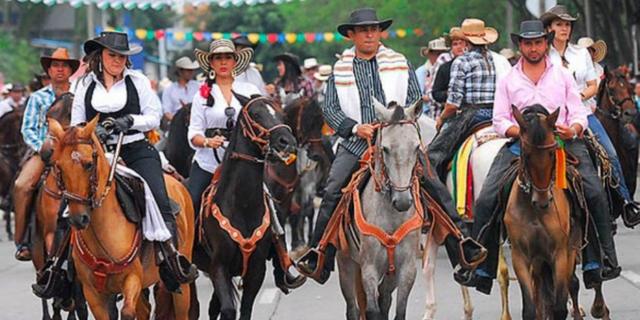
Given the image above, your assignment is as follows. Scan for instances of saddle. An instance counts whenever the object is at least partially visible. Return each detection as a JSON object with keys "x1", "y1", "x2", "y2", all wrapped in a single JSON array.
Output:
[{"x1": 114, "y1": 173, "x2": 146, "y2": 224}]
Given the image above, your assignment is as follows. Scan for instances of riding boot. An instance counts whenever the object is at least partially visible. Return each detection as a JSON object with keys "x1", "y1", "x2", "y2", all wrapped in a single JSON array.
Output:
[
  {"x1": 271, "y1": 234, "x2": 306, "y2": 294},
  {"x1": 32, "y1": 217, "x2": 72, "y2": 299},
  {"x1": 13, "y1": 188, "x2": 34, "y2": 261},
  {"x1": 295, "y1": 202, "x2": 335, "y2": 284},
  {"x1": 155, "y1": 220, "x2": 199, "y2": 293},
  {"x1": 622, "y1": 200, "x2": 640, "y2": 228}
]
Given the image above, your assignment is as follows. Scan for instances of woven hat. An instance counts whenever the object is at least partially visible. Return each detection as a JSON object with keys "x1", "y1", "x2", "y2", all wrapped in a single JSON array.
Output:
[
  {"x1": 313, "y1": 64, "x2": 332, "y2": 81},
  {"x1": 84, "y1": 32, "x2": 142, "y2": 56},
  {"x1": 194, "y1": 39, "x2": 253, "y2": 77},
  {"x1": 337, "y1": 8, "x2": 393, "y2": 37},
  {"x1": 540, "y1": 5, "x2": 577, "y2": 28},
  {"x1": 420, "y1": 37, "x2": 450, "y2": 57},
  {"x1": 577, "y1": 37, "x2": 607, "y2": 63},
  {"x1": 40, "y1": 48, "x2": 80, "y2": 74},
  {"x1": 460, "y1": 18, "x2": 498, "y2": 45}
]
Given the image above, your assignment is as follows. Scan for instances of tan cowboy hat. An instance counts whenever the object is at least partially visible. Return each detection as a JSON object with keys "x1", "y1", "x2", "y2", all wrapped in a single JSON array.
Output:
[
  {"x1": 460, "y1": 18, "x2": 498, "y2": 45},
  {"x1": 420, "y1": 37, "x2": 450, "y2": 57},
  {"x1": 577, "y1": 37, "x2": 607, "y2": 63},
  {"x1": 194, "y1": 39, "x2": 253, "y2": 77},
  {"x1": 313, "y1": 64, "x2": 332, "y2": 82},
  {"x1": 540, "y1": 5, "x2": 578, "y2": 28},
  {"x1": 499, "y1": 48, "x2": 516, "y2": 60},
  {"x1": 445, "y1": 27, "x2": 466, "y2": 42},
  {"x1": 40, "y1": 48, "x2": 80, "y2": 74},
  {"x1": 174, "y1": 56, "x2": 199, "y2": 70}
]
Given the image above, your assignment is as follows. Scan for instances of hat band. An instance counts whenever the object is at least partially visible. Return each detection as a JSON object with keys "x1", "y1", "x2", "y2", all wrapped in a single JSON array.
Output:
[{"x1": 463, "y1": 31, "x2": 486, "y2": 37}]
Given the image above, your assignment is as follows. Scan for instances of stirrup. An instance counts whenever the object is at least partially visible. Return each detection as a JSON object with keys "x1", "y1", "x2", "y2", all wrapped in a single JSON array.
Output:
[
  {"x1": 282, "y1": 262, "x2": 306, "y2": 290},
  {"x1": 458, "y1": 237, "x2": 487, "y2": 270},
  {"x1": 156, "y1": 242, "x2": 198, "y2": 293},
  {"x1": 32, "y1": 261, "x2": 71, "y2": 299},
  {"x1": 294, "y1": 248, "x2": 326, "y2": 282}
]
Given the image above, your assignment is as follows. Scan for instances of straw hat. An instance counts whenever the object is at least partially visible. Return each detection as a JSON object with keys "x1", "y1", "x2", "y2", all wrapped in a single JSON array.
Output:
[
  {"x1": 303, "y1": 58, "x2": 319, "y2": 70},
  {"x1": 40, "y1": 48, "x2": 80, "y2": 73},
  {"x1": 194, "y1": 39, "x2": 253, "y2": 77},
  {"x1": 174, "y1": 57, "x2": 199, "y2": 70},
  {"x1": 577, "y1": 37, "x2": 607, "y2": 63},
  {"x1": 313, "y1": 65, "x2": 332, "y2": 82},
  {"x1": 420, "y1": 37, "x2": 450, "y2": 57},
  {"x1": 460, "y1": 18, "x2": 498, "y2": 45}
]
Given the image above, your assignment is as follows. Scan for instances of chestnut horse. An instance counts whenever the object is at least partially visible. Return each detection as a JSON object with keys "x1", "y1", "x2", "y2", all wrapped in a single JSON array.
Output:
[
  {"x1": 0, "y1": 109, "x2": 26, "y2": 240},
  {"x1": 46, "y1": 117, "x2": 195, "y2": 320},
  {"x1": 505, "y1": 106, "x2": 579, "y2": 319}
]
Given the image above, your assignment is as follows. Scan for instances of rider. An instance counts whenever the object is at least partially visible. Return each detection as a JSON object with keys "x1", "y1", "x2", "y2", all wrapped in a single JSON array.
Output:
[
  {"x1": 0, "y1": 84, "x2": 26, "y2": 118},
  {"x1": 457, "y1": 20, "x2": 620, "y2": 294},
  {"x1": 268, "y1": 52, "x2": 314, "y2": 105},
  {"x1": 70, "y1": 32, "x2": 198, "y2": 290},
  {"x1": 430, "y1": 27, "x2": 468, "y2": 105},
  {"x1": 13, "y1": 48, "x2": 79, "y2": 261},
  {"x1": 542, "y1": 5, "x2": 640, "y2": 227},
  {"x1": 161, "y1": 56, "x2": 200, "y2": 124},
  {"x1": 296, "y1": 7, "x2": 486, "y2": 284},
  {"x1": 427, "y1": 18, "x2": 499, "y2": 182}
]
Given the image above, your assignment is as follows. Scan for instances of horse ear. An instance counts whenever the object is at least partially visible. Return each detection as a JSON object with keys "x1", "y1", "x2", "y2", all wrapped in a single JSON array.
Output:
[
  {"x1": 512, "y1": 105, "x2": 526, "y2": 130},
  {"x1": 47, "y1": 118, "x2": 64, "y2": 141},
  {"x1": 82, "y1": 116, "x2": 99, "y2": 139},
  {"x1": 405, "y1": 99, "x2": 423, "y2": 121},
  {"x1": 547, "y1": 107, "x2": 560, "y2": 127},
  {"x1": 373, "y1": 97, "x2": 393, "y2": 122}
]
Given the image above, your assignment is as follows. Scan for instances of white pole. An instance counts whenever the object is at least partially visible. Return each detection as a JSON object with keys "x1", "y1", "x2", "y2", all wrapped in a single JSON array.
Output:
[
  {"x1": 585, "y1": 0, "x2": 593, "y2": 37},
  {"x1": 633, "y1": 24, "x2": 639, "y2": 77},
  {"x1": 159, "y1": 37, "x2": 168, "y2": 80}
]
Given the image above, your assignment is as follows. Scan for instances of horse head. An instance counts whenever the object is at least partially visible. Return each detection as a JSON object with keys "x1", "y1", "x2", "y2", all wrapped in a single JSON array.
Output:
[
  {"x1": 284, "y1": 96, "x2": 329, "y2": 163},
  {"x1": 47, "y1": 92, "x2": 74, "y2": 128},
  {"x1": 513, "y1": 105, "x2": 560, "y2": 210},
  {"x1": 598, "y1": 67, "x2": 637, "y2": 125},
  {"x1": 373, "y1": 98, "x2": 422, "y2": 212},
  {"x1": 47, "y1": 117, "x2": 109, "y2": 229}
]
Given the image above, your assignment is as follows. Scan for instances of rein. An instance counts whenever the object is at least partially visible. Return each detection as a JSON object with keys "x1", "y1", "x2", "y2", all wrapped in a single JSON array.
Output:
[
  {"x1": 596, "y1": 76, "x2": 635, "y2": 123},
  {"x1": 517, "y1": 137, "x2": 558, "y2": 194}
]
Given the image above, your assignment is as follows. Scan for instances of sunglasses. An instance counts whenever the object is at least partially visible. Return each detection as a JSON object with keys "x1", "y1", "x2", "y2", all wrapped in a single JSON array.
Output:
[{"x1": 225, "y1": 107, "x2": 236, "y2": 130}]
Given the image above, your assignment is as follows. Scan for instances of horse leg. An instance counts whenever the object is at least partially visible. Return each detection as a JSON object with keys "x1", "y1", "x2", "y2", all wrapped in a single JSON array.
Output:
[
  {"x1": 208, "y1": 291, "x2": 221, "y2": 320},
  {"x1": 210, "y1": 265, "x2": 236, "y2": 320},
  {"x1": 189, "y1": 281, "x2": 200, "y2": 320},
  {"x1": 361, "y1": 265, "x2": 383, "y2": 320},
  {"x1": 337, "y1": 252, "x2": 360, "y2": 320},
  {"x1": 421, "y1": 234, "x2": 437, "y2": 320},
  {"x1": 511, "y1": 249, "x2": 535, "y2": 320},
  {"x1": 172, "y1": 282, "x2": 191, "y2": 319},
  {"x1": 4, "y1": 209, "x2": 12, "y2": 241},
  {"x1": 153, "y1": 283, "x2": 174, "y2": 320},
  {"x1": 81, "y1": 285, "x2": 113, "y2": 320},
  {"x1": 460, "y1": 286, "x2": 473, "y2": 320},
  {"x1": 120, "y1": 274, "x2": 143, "y2": 320},
  {"x1": 52, "y1": 305, "x2": 62, "y2": 320},
  {"x1": 394, "y1": 260, "x2": 418, "y2": 320},
  {"x1": 552, "y1": 254, "x2": 572, "y2": 320},
  {"x1": 135, "y1": 293, "x2": 151, "y2": 320},
  {"x1": 239, "y1": 263, "x2": 267, "y2": 320},
  {"x1": 568, "y1": 273, "x2": 584, "y2": 320},
  {"x1": 590, "y1": 282, "x2": 610, "y2": 320},
  {"x1": 42, "y1": 298, "x2": 52, "y2": 320},
  {"x1": 73, "y1": 281, "x2": 89, "y2": 320},
  {"x1": 498, "y1": 245, "x2": 511, "y2": 320}
]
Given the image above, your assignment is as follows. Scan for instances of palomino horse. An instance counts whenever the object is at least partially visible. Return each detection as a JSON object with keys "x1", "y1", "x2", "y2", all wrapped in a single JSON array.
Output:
[
  {"x1": 283, "y1": 96, "x2": 332, "y2": 251},
  {"x1": 46, "y1": 117, "x2": 195, "y2": 320},
  {"x1": 505, "y1": 106, "x2": 579, "y2": 319},
  {"x1": 196, "y1": 95, "x2": 299, "y2": 320},
  {"x1": 336, "y1": 100, "x2": 424, "y2": 320},
  {"x1": 164, "y1": 102, "x2": 194, "y2": 179},
  {"x1": 0, "y1": 109, "x2": 26, "y2": 239}
]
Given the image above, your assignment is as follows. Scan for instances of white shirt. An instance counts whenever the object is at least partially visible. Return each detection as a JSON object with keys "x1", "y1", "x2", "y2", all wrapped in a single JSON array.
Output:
[
  {"x1": 71, "y1": 69, "x2": 162, "y2": 145},
  {"x1": 161, "y1": 80, "x2": 199, "y2": 116},
  {"x1": 0, "y1": 97, "x2": 22, "y2": 118},
  {"x1": 490, "y1": 50, "x2": 512, "y2": 84},
  {"x1": 235, "y1": 66, "x2": 266, "y2": 95},
  {"x1": 188, "y1": 80, "x2": 261, "y2": 173},
  {"x1": 549, "y1": 43, "x2": 598, "y2": 111}
]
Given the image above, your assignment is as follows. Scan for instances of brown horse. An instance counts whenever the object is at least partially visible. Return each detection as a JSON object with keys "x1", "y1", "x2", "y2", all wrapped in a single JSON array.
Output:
[
  {"x1": 505, "y1": 106, "x2": 579, "y2": 320},
  {"x1": 0, "y1": 109, "x2": 26, "y2": 239},
  {"x1": 164, "y1": 102, "x2": 194, "y2": 178},
  {"x1": 46, "y1": 117, "x2": 194, "y2": 320}
]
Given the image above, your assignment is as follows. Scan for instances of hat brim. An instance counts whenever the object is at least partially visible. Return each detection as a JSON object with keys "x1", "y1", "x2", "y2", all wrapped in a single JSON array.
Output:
[
  {"x1": 194, "y1": 47, "x2": 253, "y2": 77},
  {"x1": 540, "y1": 12, "x2": 578, "y2": 27},
  {"x1": 314, "y1": 72, "x2": 330, "y2": 81},
  {"x1": 274, "y1": 54, "x2": 301, "y2": 70},
  {"x1": 83, "y1": 39, "x2": 143, "y2": 56},
  {"x1": 420, "y1": 46, "x2": 450, "y2": 58},
  {"x1": 466, "y1": 27, "x2": 499, "y2": 45},
  {"x1": 510, "y1": 31, "x2": 554, "y2": 48},
  {"x1": 40, "y1": 57, "x2": 80, "y2": 74},
  {"x1": 337, "y1": 19, "x2": 393, "y2": 37},
  {"x1": 590, "y1": 40, "x2": 607, "y2": 63}
]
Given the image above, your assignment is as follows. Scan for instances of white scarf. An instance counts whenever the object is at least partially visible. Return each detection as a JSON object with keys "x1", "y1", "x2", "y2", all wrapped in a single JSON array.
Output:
[{"x1": 333, "y1": 44, "x2": 409, "y2": 123}]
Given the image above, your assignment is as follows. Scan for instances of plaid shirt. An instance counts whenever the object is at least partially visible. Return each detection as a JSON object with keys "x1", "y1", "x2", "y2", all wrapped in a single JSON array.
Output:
[
  {"x1": 323, "y1": 57, "x2": 421, "y2": 156},
  {"x1": 21, "y1": 85, "x2": 56, "y2": 152},
  {"x1": 447, "y1": 47, "x2": 496, "y2": 107}
]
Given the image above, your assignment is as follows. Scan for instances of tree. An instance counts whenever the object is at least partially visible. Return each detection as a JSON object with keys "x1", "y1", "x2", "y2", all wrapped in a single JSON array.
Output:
[{"x1": 0, "y1": 33, "x2": 39, "y2": 84}]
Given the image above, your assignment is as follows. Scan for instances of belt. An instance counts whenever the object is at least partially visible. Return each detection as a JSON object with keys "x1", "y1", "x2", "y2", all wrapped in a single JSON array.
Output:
[{"x1": 461, "y1": 103, "x2": 493, "y2": 109}]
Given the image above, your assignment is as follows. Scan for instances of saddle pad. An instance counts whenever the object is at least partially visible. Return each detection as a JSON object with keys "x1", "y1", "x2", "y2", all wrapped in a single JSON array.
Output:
[
  {"x1": 451, "y1": 135, "x2": 475, "y2": 218},
  {"x1": 115, "y1": 174, "x2": 146, "y2": 224}
]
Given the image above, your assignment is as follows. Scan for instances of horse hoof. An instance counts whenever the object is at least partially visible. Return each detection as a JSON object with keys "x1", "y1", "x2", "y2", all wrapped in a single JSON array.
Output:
[{"x1": 591, "y1": 304, "x2": 609, "y2": 319}]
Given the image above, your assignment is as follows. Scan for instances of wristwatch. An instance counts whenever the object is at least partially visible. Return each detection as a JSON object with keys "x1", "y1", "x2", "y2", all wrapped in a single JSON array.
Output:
[{"x1": 571, "y1": 128, "x2": 578, "y2": 141}]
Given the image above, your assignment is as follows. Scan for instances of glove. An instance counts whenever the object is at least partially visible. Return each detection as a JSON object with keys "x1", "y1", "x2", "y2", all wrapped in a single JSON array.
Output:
[
  {"x1": 112, "y1": 115, "x2": 134, "y2": 134},
  {"x1": 94, "y1": 124, "x2": 110, "y2": 142}
]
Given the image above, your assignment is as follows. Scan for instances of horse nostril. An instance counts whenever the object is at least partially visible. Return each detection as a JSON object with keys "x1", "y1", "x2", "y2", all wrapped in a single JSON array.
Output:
[{"x1": 80, "y1": 214, "x2": 91, "y2": 227}]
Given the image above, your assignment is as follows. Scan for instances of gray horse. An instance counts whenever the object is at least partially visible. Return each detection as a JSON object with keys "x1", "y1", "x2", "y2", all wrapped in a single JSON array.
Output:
[{"x1": 337, "y1": 99, "x2": 423, "y2": 320}]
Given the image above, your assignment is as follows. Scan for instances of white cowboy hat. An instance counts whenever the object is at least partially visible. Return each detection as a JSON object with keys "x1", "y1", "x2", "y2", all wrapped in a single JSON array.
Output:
[
  {"x1": 174, "y1": 57, "x2": 199, "y2": 70},
  {"x1": 303, "y1": 58, "x2": 319, "y2": 70},
  {"x1": 313, "y1": 64, "x2": 332, "y2": 81},
  {"x1": 460, "y1": 18, "x2": 498, "y2": 45},
  {"x1": 499, "y1": 48, "x2": 516, "y2": 60},
  {"x1": 194, "y1": 39, "x2": 253, "y2": 77},
  {"x1": 420, "y1": 37, "x2": 449, "y2": 57},
  {"x1": 577, "y1": 37, "x2": 607, "y2": 63}
]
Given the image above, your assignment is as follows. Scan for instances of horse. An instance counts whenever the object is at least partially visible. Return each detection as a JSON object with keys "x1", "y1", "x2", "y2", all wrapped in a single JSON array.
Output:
[
  {"x1": 195, "y1": 95, "x2": 299, "y2": 320},
  {"x1": 164, "y1": 102, "x2": 194, "y2": 179},
  {"x1": 421, "y1": 121, "x2": 511, "y2": 320},
  {"x1": 336, "y1": 100, "x2": 424, "y2": 320},
  {"x1": 0, "y1": 109, "x2": 26, "y2": 240},
  {"x1": 45, "y1": 116, "x2": 195, "y2": 320},
  {"x1": 505, "y1": 106, "x2": 579, "y2": 319},
  {"x1": 283, "y1": 96, "x2": 332, "y2": 251}
]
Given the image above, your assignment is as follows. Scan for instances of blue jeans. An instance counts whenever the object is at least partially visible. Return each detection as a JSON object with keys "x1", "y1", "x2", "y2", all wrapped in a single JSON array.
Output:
[{"x1": 588, "y1": 114, "x2": 631, "y2": 201}]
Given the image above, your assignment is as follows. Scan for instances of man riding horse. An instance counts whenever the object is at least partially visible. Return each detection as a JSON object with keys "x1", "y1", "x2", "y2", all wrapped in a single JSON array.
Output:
[
  {"x1": 296, "y1": 8, "x2": 486, "y2": 284},
  {"x1": 13, "y1": 48, "x2": 79, "y2": 262},
  {"x1": 457, "y1": 20, "x2": 621, "y2": 294}
]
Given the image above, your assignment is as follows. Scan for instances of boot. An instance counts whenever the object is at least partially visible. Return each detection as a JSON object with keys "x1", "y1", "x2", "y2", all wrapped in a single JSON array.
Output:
[
  {"x1": 444, "y1": 235, "x2": 487, "y2": 270},
  {"x1": 622, "y1": 200, "x2": 640, "y2": 228},
  {"x1": 13, "y1": 191, "x2": 34, "y2": 261},
  {"x1": 271, "y1": 234, "x2": 306, "y2": 294},
  {"x1": 155, "y1": 221, "x2": 198, "y2": 293},
  {"x1": 295, "y1": 199, "x2": 335, "y2": 284}
]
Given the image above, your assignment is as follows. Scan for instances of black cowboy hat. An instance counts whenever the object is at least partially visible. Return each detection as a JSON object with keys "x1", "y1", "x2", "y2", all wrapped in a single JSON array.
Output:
[
  {"x1": 84, "y1": 31, "x2": 142, "y2": 56},
  {"x1": 232, "y1": 35, "x2": 257, "y2": 49},
  {"x1": 337, "y1": 8, "x2": 393, "y2": 37},
  {"x1": 274, "y1": 52, "x2": 301, "y2": 70},
  {"x1": 510, "y1": 20, "x2": 554, "y2": 47}
]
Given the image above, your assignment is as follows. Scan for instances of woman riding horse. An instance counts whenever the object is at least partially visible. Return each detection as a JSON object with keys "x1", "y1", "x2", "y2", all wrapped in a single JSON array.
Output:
[{"x1": 70, "y1": 31, "x2": 197, "y2": 290}]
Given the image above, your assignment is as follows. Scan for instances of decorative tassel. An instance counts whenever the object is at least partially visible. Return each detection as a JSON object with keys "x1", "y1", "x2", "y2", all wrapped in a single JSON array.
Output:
[{"x1": 556, "y1": 137, "x2": 568, "y2": 189}]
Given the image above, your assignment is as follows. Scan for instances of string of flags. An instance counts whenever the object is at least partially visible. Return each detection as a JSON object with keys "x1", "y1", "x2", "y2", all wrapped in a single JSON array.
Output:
[
  {"x1": 97, "y1": 26, "x2": 425, "y2": 44},
  {"x1": 15, "y1": 0, "x2": 295, "y2": 11}
]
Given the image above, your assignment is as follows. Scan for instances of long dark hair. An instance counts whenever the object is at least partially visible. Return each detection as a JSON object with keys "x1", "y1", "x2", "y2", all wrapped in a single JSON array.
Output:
[
  {"x1": 83, "y1": 48, "x2": 132, "y2": 86},
  {"x1": 277, "y1": 58, "x2": 302, "y2": 92}
]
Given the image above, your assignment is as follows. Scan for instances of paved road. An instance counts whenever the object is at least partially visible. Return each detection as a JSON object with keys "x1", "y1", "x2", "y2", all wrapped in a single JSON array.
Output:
[{"x1": 1, "y1": 216, "x2": 639, "y2": 319}]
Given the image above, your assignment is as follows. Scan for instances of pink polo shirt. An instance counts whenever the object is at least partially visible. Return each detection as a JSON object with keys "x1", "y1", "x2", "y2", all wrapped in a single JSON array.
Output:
[{"x1": 493, "y1": 57, "x2": 589, "y2": 137}]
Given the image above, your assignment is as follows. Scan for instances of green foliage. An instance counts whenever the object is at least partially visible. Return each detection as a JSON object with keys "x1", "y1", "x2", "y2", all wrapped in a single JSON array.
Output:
[{"x1": 0, "y1": 33, "x2": 40, "y2": 84}]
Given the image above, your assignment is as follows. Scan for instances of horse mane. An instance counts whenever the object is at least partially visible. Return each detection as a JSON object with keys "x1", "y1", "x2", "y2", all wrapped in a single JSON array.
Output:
[
  {"x1": 522, "y1": 104, "x2": 551, "y2": 145},
  {"x1": 284, "y1": 97, "x2": 324, "y2": 140},
  {"x1": 48, "y1": 92, "x2": 74, "y2": 127}
]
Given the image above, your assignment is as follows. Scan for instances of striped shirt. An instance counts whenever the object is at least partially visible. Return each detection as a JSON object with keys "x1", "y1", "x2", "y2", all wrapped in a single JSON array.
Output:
[
  {"x1": 323, "y1": 57, "x2": 421, "y2": 156},
  {"x1": 447, "y1": 47, "x2": 496, "y2": 107},
  {"x1": 21, "y1": 85, "x2": 56, "y2": 152}
]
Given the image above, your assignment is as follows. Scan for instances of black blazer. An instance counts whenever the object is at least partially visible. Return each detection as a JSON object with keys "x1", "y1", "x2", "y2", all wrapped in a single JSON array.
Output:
[{"x1": 431, "y1": 59, "x2": 454, "y2": 104}]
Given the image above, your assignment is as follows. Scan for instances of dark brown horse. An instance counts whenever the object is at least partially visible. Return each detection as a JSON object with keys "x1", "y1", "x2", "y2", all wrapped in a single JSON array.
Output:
[
  {"x1": 0, "y1": 109, "x2": 26, "y2": 240},
  {"x1": 195, "y1": 95, "x2": 298, "y2": 320},
  {"x1": 164, "y1": 102, "x2": 194, "y2": 178},
  {"x1": 505, "y1": 106, "x2": 579, "y2": 320}
]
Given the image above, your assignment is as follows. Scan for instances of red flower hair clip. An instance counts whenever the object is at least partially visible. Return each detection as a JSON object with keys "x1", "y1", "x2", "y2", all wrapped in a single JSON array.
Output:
[{"x1": 199, "y1": 83, "x2": 211, "y2": 99}]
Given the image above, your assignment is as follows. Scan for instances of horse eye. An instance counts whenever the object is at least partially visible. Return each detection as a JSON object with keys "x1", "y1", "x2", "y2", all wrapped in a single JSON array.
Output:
[{"x1": 82, "y1": 162, "x2": 94, "y2": 171}]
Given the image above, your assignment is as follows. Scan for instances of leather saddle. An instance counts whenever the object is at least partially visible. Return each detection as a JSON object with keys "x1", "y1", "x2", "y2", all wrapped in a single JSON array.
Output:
[{"x1": 114, "y1": 173, "x2": 181, "y2": 225}]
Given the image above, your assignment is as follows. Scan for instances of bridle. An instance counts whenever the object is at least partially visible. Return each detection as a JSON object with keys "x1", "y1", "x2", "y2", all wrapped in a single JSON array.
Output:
[
  {"x1": 596, "y1": 74, "x2": 635, "y2": 123},
  {"x1": 517, "y1": 137, "x2": 558, "y2": 194}
]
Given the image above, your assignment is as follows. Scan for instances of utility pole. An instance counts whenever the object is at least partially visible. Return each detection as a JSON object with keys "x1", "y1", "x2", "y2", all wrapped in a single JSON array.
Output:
[
  {"x1": 584, "y1": 0, "x2": 593, "y2": 37},
  {"x1": 506, "y1": 1, "x2": 514, "y2": 48},
  {"x1": 86, "y1": 4, "x2": 95, "y2": 38}
]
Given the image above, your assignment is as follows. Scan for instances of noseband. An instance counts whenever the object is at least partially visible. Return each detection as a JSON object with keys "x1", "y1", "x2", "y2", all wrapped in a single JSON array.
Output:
[{"x1": 518, "y1": 137, "x2": 558, "y2": 194}]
